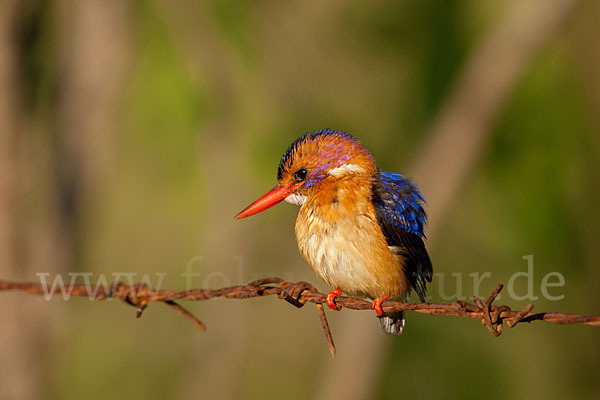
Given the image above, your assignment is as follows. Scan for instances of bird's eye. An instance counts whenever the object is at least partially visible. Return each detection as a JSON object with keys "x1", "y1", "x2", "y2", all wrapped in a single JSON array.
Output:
[{"x1": 294, "y1": 168, "x2": 309, "y2": 182}]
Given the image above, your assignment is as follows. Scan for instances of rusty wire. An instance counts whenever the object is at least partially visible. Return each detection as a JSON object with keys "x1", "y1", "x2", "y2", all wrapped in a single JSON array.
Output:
[{"x1": 1, "y1": 278, "x2": 599, "y2": 357}]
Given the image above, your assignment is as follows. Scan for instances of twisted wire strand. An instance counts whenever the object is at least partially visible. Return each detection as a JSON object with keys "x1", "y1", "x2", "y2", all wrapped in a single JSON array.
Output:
[{"x1": 1, "y1": 278, "x2": 599, "y2": 357}]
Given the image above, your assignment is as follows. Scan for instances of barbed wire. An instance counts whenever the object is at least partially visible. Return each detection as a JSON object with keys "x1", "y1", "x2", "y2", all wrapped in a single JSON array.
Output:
[{"x1": 1, "y1": 277, "x2": 599, "y2": 357}]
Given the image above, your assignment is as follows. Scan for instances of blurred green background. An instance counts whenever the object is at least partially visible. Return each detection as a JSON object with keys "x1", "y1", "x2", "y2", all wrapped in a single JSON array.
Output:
[{"x1": 1, "y1": 0, "x2": 599, "y2": 399}]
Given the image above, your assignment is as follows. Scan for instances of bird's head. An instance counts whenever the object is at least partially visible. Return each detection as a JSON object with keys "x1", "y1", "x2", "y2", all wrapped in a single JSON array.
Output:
[{"x1": 236, "y1": 129, "x2": 376, "y2": 219}]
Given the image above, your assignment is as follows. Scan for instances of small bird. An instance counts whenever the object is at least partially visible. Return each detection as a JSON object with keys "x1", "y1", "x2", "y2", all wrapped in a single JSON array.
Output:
[{"x1": 236, "y1": 129, "x2": 432, "y2": 334}]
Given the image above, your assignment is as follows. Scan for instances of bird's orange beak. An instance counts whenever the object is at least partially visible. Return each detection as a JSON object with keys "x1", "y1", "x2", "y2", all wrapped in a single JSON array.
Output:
[{"x1": 235, "y1": 182, "x2": 303, "y2": 219}]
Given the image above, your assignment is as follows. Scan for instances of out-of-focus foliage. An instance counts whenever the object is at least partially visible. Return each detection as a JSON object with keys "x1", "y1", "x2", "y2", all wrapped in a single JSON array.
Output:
[{"x1": 1, "y1": 1, "x2": 599, "y2": 399}]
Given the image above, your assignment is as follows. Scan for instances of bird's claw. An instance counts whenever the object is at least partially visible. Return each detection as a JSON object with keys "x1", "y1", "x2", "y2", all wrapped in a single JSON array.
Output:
[
  {"x1": 372, "y1": 295, "x2": 388, "y2": 316},
  {"x1": 326, "y1": 288, "x2": 342, "y2": 311}
]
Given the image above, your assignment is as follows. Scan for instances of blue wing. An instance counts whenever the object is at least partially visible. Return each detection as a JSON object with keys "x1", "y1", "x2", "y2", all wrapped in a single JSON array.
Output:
[
  {"x1": 371, "y1": 170, "x2": 432, "y2": 301},
  {"x1": 372, "y1": 171, "x2": 427, "y2": 237}
]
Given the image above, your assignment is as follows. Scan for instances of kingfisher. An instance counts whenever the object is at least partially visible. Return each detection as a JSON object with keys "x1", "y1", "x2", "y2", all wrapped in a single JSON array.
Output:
[{"x1": 236, "y1": 129, "x2": 432, "y2": 334}]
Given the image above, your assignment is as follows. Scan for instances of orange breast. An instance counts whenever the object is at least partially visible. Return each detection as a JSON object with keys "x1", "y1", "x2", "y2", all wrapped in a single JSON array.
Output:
[{"x1": 294, "y1": 179, "x2": 409, "y2": 299}]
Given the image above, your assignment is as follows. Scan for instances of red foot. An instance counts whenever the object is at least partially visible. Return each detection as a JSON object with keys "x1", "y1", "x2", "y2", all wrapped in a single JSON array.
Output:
[
  {"x1": 326, "y1": 288, "x2": 342, "y2": 311},
  {"x1": 372, "y1": 295, "x2": 389, "y2": 317}
]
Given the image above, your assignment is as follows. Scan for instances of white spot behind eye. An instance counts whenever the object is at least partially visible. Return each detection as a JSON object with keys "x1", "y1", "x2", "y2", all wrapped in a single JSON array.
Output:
[
  {"x1": 285, "y1": 193, "x2": 307, "y2": 206},
  {"x1": 327, "y1": 163, "x2": 366, "y2": 177}
]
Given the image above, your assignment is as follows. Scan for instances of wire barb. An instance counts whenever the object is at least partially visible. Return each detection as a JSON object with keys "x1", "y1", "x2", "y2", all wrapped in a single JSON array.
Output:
[{"x1": 1, "y1": 278, "x2": 599, "y2": 356}]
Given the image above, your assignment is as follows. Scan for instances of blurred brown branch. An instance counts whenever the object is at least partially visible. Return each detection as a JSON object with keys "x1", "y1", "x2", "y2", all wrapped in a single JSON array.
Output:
[
  {"x1": 2, "y1": 277, "x2": 598, "y2": 358},
  {"x1": 412, "y1": 0, "x2": 581, "y2": 240}
]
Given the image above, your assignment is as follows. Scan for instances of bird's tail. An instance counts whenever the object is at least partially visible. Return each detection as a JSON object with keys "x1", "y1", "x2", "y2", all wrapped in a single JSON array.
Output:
[{"x1": 378, "y1": 311, "x2": 405, "y2": 335}]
